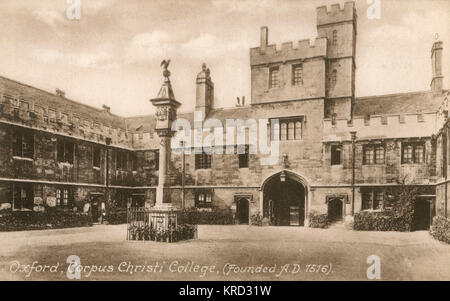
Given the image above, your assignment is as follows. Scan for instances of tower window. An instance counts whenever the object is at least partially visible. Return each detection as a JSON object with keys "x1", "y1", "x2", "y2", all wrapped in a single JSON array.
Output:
[
  {"x1": 331, "y1": 145, "x2": 342, "y2": 165},
  {"x1": 269, "y1": 67, "x2": 280, "y2": 89},
  {"x1": 292, "y1": 64, "x2": 303, "y2": 86},
  {"x1": 238, "y1": 145, "x2": 249, "y2": 168},
  {"x1": 269, "y1": 117, "x2": 303, "y2": 141},
  {"x1": 332, "y1": 30, "x2": 338, "y2": 46}
]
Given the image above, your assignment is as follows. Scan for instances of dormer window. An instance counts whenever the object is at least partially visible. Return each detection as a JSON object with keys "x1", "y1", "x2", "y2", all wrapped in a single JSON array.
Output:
[{"x1": 269, "y1": 67, "x2": 280, "y2": 89}]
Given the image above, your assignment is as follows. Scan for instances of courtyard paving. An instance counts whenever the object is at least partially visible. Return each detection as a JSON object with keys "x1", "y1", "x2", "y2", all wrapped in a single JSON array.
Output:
[{"x1": 0, "y1": 224, "x2": 449, "y2": 281}]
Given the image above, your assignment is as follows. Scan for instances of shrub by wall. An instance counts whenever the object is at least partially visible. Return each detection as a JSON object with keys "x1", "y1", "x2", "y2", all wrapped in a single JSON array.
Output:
[
  {"x1": 250, "y1": 212, "x2": 263, "y2": 226},
  {"x1": 180, "y1": 208, "x2": 234, "y2": 225},
  {"x1": 430, "y1": 216, "x2": 450, "y2": 244},
  {"x1": 353, "y1": 210, "x2": 414, "y2": 232},
  {"x1": 0, "y1": 210, "x2": 92, "y2": 232},
  {"x1": 354, "y1": 185, "x2": 416, "y2": 232},
  {"x1": 308, "y1": 211, "x2": 330, "y2": 228},
  {"x1": 106, "y1": 210, "x2": 127, "y2": 225}
]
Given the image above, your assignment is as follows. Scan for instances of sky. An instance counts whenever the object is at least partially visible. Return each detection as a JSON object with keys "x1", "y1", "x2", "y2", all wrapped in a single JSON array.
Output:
[{"x1": 0, "y1": 0, "x2": 449, "y2": 116}]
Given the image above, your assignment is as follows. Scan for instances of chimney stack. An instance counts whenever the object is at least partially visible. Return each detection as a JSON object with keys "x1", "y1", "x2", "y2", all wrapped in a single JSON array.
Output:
[
  {"x1": 260, "y1": 26, "x2": 268, "y2": 49},
  {"x1": 431, "y1": 41, "x2": 444, "y2": 94},
  {"x1": 102, "y1": 104, "x2": 111, "y2": 113},
  {"x1": 56, "y1": 89, "x2": 65, "y2": 98},
  {"x1": 195, "y1": 63, "x2": 214, "y2": 119}
]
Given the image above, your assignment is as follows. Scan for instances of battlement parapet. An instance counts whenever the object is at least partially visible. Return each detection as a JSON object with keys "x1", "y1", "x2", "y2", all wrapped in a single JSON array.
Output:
[
  {"x1": 317, "y1": 1, "x2": 356, "y2": 27},
  {"x1": 250, "y1": 37, "x2": 327, "y2": 66},
  {"x1": 323, "y1": 112, "x2": 437, "y2": 141}
]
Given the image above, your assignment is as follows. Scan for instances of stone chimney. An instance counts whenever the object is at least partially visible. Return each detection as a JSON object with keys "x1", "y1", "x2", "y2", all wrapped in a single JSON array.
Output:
[
  {"x1": 260, "y1": 26, "x2": 268, "y2": 50},
  {"x1": 195, "y1": 63, "x2": 214, "y2": 120},
  {"x1": 431, "y1": 41, "x2": 444, "y2": 94},
  {"x1": 102, "y1": 104, "x2": 111, "y2": 113},
  {"x1": 55, "y1": 89, "x2": 65, "y2": 98}
]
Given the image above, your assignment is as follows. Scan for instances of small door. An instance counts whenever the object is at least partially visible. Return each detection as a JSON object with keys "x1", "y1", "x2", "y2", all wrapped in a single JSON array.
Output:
[
  {"x1": 413, "y1": 199, "x2": 431, "y2": 231},
  {"x1": 328, "y1": 198, "x2": 343, "y2": 222},
  {"x1": 236, "y1": 198, "x2": 249, "y2": 224},
  {"x1": 289, "y1": 206, "x2": 300, "y2": 226}
]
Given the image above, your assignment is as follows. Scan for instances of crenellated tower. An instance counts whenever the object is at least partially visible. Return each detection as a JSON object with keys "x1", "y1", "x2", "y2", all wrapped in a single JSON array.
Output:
[{"x1": 317, "y1": 1, "x2": 357, "y2": 120}]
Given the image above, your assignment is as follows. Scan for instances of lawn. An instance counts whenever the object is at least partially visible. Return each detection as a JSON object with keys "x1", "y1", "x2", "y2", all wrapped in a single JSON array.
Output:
[{"x1": 0, "y1": 225, "x2": 448, "y2": 281}]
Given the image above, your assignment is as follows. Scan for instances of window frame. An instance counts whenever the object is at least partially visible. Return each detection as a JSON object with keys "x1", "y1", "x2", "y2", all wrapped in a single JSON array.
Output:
[
  {"x1": 56, "y1": 187, "x2": 74, "y2": 208},
  {"x1": 292, "y1": 64, "x2": 303, "y2": 86},
  {"x1": 93, "y1": 146, "x2": 101, "y2": 168},
  {"x1": 12, "y1": 129, "x2": 34, "y2": 159},
  {"x1": 238, "y1": 145, "x2": 249, "y2": 169},
  {"x1": 330, "y1": 144, "x2": 342, "y2": 166},
  {"x1": 401, "y1": 141, "x2": 425, "y2": 164},
  {"x1": 363, "y1": 144, "x2": 385, "y2": 165},
  {"x1": 57, "y1": 139, "x2": 75, "y2": 164},
  {"x1": 269, "y1": 66, "x2": 280, "y2": 89},
  {"x1": 195, "y1": 151, "x2": 212, "y2": 170},
  {"x1": 269, "y1": 116, "x2": 303, "y2": 141},
  {"x1": 332, "y1": 30, "x2": 338, "y2": 46},
  {"x1": 195, "y1": 190, "x2": 213, "y2": 208},
  {"x1": 116, "y1": 151, "x2": 129, "y2": 170},
  {"x1": 12, "y1": 183, "x2": 34, "y2": 211},
  {"x1": 361, "y1": 189, "x2": 385, "y2": 211}
]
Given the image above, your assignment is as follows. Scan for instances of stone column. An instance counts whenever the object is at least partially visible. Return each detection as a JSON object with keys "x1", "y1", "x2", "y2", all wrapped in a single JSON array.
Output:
[
  {"x1": 148, "y1": 60, "x2": 181, "y2": 231},
  {"x1": 155, "y1": 133, "x2": 171, "y2": 206}
]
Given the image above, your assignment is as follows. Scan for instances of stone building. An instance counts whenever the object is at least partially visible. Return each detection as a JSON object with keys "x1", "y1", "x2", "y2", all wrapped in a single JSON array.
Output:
[{"x1": 0, "y1": 1, "x2": 448, "y2": 229}]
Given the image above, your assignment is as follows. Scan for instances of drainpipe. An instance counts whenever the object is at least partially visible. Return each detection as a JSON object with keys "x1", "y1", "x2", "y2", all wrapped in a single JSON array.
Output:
[
  {"x1": 105, "y1": 137, "x2": 112, "y2": 223},
  {"x1": 350, "y1": 131, "x2": 357, "y2": 215},
  {"x1": 446, "y1": 121, "x2": 449, "y2": 218},
  {"x1": 180, "y1": 141, "x2": 185, "y2": 210}
]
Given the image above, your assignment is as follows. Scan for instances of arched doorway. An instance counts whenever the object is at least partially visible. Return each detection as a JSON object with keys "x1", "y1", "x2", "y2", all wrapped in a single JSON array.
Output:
[
  {"x1": 236, "y1": 198, "x2": 249, "y2": 224},
  {"x1": 262, "y1": 171, "x2": 307, "y2": 226},
  {"x1": 327, "y1": 198, "x2": 343, "y2": 222}
]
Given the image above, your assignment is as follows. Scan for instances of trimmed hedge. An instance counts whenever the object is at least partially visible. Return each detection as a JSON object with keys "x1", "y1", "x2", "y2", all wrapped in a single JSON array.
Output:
[
  {"x1": 0, "y1": 210, "x2": 92, "y2": 232},
  {"x1": 180, "y1": 208, "x2": 234, "y2": 225},
  {"x1": 308, "y1": 211, "x2": 330, "y2": 228},
  {"x1": 430, "y1": 216, "x2": 450, "y2": 244},
  {"x1": 353, "y1": 210, "x2": 412, "y2": 232},
  {"x1": 106, "y1": 210, "x2": 127, "y2": 225}
]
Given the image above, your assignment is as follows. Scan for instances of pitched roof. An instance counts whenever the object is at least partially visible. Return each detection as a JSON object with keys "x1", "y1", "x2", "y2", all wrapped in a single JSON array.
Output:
[
  {"x1": 0, "y1": 76, "x2": 128, "y2": 129},
  {"x1": 353, "y1": 90, "x2": 446, "y2": 117}
]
